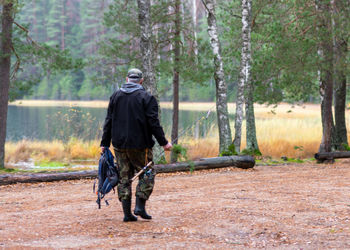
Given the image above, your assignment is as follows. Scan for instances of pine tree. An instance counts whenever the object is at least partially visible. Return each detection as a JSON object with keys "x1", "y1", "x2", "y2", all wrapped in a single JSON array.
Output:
[
  {"x1": 46, "y1": 0, "x2": 66, "y2": 50},
  {"x1": 0, "y1": 0, "x2": 14, "y2": 168}
]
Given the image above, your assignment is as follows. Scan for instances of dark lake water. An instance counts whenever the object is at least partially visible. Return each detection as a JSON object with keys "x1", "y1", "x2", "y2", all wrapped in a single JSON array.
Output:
[{"x1": 6, "y1": 106, "x2": 219, "y2": 142}]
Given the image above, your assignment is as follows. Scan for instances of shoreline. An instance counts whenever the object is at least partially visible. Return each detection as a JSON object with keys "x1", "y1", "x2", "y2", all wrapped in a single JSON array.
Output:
[{"x1": 9, "y1": 99, "x2": 321, "y2": 112}]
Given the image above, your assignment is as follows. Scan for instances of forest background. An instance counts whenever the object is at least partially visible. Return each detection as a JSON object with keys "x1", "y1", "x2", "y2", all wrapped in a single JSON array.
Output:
[
  {"x1": 10, "y1": 0, "x2": 348, "y2": 103},
  {"x1": 1, "y1": 0, "x2": 350, "y2": 168}
]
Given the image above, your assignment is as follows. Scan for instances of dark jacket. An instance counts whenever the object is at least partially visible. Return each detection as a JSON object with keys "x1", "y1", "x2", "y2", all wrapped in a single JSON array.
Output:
[{"x1": 100, "y1": 83, "x2": 168, "y2": 149}]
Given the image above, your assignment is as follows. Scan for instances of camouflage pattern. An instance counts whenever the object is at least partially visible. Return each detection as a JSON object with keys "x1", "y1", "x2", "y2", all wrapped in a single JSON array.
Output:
[{"x1": 114, "y1": 148, "x2": 155, "y2": 201}]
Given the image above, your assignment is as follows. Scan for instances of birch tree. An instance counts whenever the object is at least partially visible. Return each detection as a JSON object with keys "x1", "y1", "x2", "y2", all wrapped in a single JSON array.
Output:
[
  {"x1": 137, "y1": 0, "x2": 165, "y2": 160},
  {"x1": 0, "y1": 0, "x2": 14, "y2": 169},
  {"x1": 244, "y1": 0, "x2": 259, "y2": 154},
  {"x1": 201, "y1": 0, "x2": 232, "y2": 153},
  {"x1": 233, "y1": 0, "x2": 251, "y2": 153},
  {"x1": 137, "y1": 0, "x2": 157, "y2": 97}
]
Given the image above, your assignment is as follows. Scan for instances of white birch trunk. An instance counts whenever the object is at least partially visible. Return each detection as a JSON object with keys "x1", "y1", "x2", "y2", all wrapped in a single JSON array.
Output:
[
  {"x1": 243, "y1": 0, "x2": 259, "y2": 152},
  {"x1": 192, "y1": 0, "x2": 199, "y2": 57},
  {"x1": 202, "y1": 0, "x2": 232, "y2": 153},
  {"x1": 137, "y1": 0, "x2": 164, "y2": 160},
  {"x1": 233, "y1": 0, "x2": 250, "y2": 152},
  {"x1": 137, "y1": 0, "x2": 157, "y2": 97}
]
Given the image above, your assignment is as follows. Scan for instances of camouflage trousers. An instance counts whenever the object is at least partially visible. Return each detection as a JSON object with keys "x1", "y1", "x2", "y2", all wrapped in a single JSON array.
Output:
[{"x1": 114, "y1": 148, "x2": 155, "y2": 201}]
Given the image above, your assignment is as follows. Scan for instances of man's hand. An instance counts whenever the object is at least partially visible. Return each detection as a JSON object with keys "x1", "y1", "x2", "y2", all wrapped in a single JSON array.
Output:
[
  {"x1": 163, "y1": 142, "x2": 173, "y2": 151},
  {"x1": 100, "y1": 147, "x2": 105, "y2": 153}
]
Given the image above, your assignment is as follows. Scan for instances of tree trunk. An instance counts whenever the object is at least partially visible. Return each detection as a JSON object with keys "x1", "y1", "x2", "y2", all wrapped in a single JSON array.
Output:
[
  {"x1": 233, "y1": 0, "x2": 251, "y2": 153},
  {"x1": 242, "y1": 0, "x2": 259, "y2": 153},
  {"x1": 191, "y1": 0, "x2": 199, "y2": 58},
  {"x1": 171, "y1": 0, "x2": 181, "y2": 163},
  {"x1": 137, "y1": 0, "x2": 157, "y2": 97},
  {"x1": 245, "y1": 85, "x2": 259, "y2": 152},
  {"x1": 202, "y1": 0, "x2": 232, "y2": 153},
  {"x1": 316, "y1": 0, "x2": 334, "y2": 153},
  {"x1": 332, "y1": 0, "x2": 348, "y2": 148},
  {"x1": 137, "y1": 0, "x2": 164, "y2": 161},
  {"x1": 0, "y1": 1, "x2": 13, "y2": 169},
  {"x1": 333, "y1": 40, "x2": 347, "y2": 149}
]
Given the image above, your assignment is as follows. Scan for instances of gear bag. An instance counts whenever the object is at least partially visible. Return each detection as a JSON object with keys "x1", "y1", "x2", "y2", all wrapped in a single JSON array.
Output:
[{"x1": 93, "y1": 147, "x2": 119, "y2": 209}]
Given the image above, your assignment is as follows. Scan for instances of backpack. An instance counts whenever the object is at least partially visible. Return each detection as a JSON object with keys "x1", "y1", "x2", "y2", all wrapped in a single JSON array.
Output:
[{"x1": 93, "y1": 147, "x2": 119, "y2": 209}]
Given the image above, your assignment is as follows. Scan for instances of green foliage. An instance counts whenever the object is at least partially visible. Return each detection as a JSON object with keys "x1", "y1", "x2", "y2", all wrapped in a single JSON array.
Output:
[
  {"x1": 0, "y1": 167, "x2": 17, "y2": 173},
  {"x1": 188, "y1": 161, "x2": 195, "y2": 173},
  {"x1": 281, "y1": 157, "x2": 304, "y2": 164},
  {"x1": 241, "y1": 148, "x2": 262, "y2": 157},
  {"x1": 170, "y1": 144, "x2": 196, "y2": 172},
  {"x1": 7, "y1": 0, "x2": 350, "y2": 105},
  {"x1": 341, "y1": 143, "x2": 350, "y2": 151},
  {"x1": 219, "y1": 0, "x2": 321, "y2": 105},
  {"x1": 155, "y1": 155, "x2": 167, "y2": 165},
  {"x1": 171, "y1": 144, "x2": 188, "y2": 162},
  {"x1": 294, "y1": 145, "x2": 304, "y2": 152},
  {"x1": 220, "y1": 144, "x2": 237, "y2": 156}
]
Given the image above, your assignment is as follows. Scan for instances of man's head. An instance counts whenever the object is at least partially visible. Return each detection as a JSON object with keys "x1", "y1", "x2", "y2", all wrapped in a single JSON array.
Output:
[{"x1": 127, "y1": 68, "x2": 143, "y2": 84}]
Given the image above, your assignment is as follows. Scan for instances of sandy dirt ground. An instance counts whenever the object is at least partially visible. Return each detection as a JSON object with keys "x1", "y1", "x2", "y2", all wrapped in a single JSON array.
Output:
[{"x1": 0, "y1": 161, "x2": 349, "y2": 249}]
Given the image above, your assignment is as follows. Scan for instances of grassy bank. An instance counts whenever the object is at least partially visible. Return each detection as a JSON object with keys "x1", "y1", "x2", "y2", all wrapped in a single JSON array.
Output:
[{"x1": 5, "y1": 102, "x2": 350, "y2": 165}]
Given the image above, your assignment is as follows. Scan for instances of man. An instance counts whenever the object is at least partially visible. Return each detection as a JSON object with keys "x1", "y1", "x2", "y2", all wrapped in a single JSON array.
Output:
[{"x1": 100, "y1": 68, "x2": 172, "y2": 222}]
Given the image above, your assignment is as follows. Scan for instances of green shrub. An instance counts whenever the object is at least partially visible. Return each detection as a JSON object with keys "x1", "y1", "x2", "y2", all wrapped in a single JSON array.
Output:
[{"x1": 220, "y1": 144, "x2": 237, "y2": 156}]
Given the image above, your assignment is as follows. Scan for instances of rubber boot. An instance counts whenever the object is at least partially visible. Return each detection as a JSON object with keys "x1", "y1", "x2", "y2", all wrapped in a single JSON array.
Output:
[
  {"x1": 122, "y1": 199, "x2": 137, "y2": 222},
  {"x1": 134, "y1": 197, "x2": 152, "y2": 220}
]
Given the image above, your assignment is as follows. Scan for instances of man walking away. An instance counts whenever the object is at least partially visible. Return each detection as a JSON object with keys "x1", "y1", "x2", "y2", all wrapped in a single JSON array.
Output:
[{"x1": 100, "y1": 68, "x2": 172, "y2": 222}]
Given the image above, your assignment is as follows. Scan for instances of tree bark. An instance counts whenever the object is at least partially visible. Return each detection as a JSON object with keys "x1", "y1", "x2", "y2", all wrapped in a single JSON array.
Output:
[
  {"x1": 137, "y1": 0, "x2": 164, "y2": 161},
  {"x1": 171, "y1": 0, "x2": 181, "y2": 163},
  {"x1": 243, "y1": 0, "x2": 259, "y2": 153},
  {"x1": 137, "y1": 0, "x2": 157, "y2": 98},
  {"x1": 245, "y1": 85, "x2": 259, "y2": 151},
  {"x1": 202, "y1": 0, "x2": 232, "y2": 153},
  {"x1": 333, "y1": 40, "x2": 347, "y2": 149},
  {"x1": 0, "y1": 1, "x2": 13, "y2": 169},
  {"x1": 332, "y1": 0, "x2": 348, "y2": 148},
  {"x1": 233, "y1": 0, "x2": 251, "y2": 153},
  {"x1": 191, "y1": 0, "x2": 199, "y2": 58},
  {"x1": 316, "y1": 0, "x2": 334, "y2": 153}
]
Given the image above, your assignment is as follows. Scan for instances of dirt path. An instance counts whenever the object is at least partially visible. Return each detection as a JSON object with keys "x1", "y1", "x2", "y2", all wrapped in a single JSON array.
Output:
[{"x1": 0, "y1": 161, "x2": 349, "y2": 249}]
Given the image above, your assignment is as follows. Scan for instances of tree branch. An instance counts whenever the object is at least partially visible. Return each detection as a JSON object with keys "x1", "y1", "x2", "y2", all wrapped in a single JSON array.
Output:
[
  {"x1": 10, "y1": 44, "x2": 20, "y2": 81},
  {"x1": 13, "y1": 21, "x2": 41, "y2": 49}
]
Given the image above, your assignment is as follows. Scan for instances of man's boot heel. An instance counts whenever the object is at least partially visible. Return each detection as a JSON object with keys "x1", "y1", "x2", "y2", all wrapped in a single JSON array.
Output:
[{"x1": 134, "y1": 197, "x2": 152, "y2": 220}]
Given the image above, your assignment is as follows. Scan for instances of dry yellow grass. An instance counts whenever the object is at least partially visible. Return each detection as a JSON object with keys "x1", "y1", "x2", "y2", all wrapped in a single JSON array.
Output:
[
  {"x1": 5, "y1": 102, "x2": 350, "y2": 162},
  {"x1": 5, "y1": 139, "x2": 100, "y2": 164},
  {"x1": 5, "y1": 140, "x2": 66, "y2": 163}
]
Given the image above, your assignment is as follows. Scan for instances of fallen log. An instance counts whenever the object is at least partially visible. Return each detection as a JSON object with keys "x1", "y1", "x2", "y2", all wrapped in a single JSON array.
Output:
[
  {"x1": 0, "y1": 170, "x2": 97, "y2": 186},
  {"x1": 315, "y1": 151, "x2": 350, "y2": 161},
  {"x1": 0, "y1": 155, "x2": 255, "y2": 186},
  {"x1": 154, "y1": 155, "x2": 255, "y2": 173}
]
